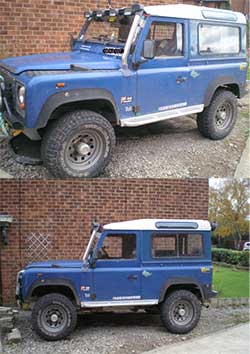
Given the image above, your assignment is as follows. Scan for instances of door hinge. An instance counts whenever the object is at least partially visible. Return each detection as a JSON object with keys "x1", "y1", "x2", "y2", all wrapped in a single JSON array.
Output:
[{"x1": 132, "y1": 105, "x2": 140, "y2": 113}]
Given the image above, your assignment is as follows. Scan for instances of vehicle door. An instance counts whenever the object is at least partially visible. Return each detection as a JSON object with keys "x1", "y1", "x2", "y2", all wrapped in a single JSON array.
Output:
[
  {"x1": 92, "y1": 230, "x2": 141, "y2": 302},
  {"x1": 134, "y1": 17, "x2": 190, "y2": 117}
]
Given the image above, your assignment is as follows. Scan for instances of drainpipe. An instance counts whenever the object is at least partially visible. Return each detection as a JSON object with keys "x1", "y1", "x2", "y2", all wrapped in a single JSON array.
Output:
[{"x1": 0, "y1": 215, "x2": 13, "y2": 304}]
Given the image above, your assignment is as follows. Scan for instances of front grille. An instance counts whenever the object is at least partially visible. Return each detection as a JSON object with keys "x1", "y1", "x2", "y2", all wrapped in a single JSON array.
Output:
[{"x1": 0, "y1": 66, "x2": 15, "y2": 110}]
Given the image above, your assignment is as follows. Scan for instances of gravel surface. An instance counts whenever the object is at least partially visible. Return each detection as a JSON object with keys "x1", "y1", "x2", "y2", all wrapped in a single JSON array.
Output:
[
  {"x1": 0, "y1": 95, "x2": 249, "y2": 179},
  {"x1": 3, "y1": 306, "x2": 250, "y2": 354}
]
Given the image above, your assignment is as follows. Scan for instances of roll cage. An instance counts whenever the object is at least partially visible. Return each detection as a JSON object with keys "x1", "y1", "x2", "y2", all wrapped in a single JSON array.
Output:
[
  {"x1": 82, "y1": 222, "x2": 102, "y2": 265},
  {"x1": 75, "y1": 4, "x2": 145, "y2": 73}
]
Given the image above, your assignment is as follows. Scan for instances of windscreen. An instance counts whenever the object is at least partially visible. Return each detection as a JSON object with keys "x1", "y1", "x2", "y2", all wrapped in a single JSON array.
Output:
[{"x1": 81, "y1": 15, "x2": 134, "y2": 45}]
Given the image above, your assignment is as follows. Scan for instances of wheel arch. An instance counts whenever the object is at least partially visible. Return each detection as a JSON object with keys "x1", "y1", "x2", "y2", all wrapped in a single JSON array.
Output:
[
  {"x1": 204, "y1": 76, "x2": 242, "y2": 107},
  {"x1": 159, "y1": 278, "x2": 205, "y2": 303},
  {"x1": 36, "y1": 88, "x2": 120, "y2": 129},
  {"x1": 27, "y1": 279, "x2": 81, "y2": 307}
]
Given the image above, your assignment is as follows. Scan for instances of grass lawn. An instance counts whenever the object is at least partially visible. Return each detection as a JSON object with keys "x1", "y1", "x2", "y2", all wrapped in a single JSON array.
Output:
[
  {"x1": 213, "y1": 265, "x2": 250, "y2": 298},
  {"x1": 247, "y1": 65, "x2": 250, "y2": 81}
]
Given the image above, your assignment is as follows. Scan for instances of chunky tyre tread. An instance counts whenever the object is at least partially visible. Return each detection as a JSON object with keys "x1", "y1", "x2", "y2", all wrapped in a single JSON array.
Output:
[
  {"x1": 160, "y1": 290, "x2": 201, "y2": 334},
  {"x1": 197, "y1": 89, "x2": 237, "y2": 140},
  {"x1": 31, "y1": 293, "x2": 77, "y2": 341},
  {"x1": 41, "y1": 110, "x2": 116, "y2": 178}
]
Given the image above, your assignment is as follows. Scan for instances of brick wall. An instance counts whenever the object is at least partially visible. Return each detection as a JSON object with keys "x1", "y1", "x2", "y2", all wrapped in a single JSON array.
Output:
[
  {"x1": 0, "y1": 0, "x2": 183, "y2": 59},
  {"x1": 231, "y1": 0, "x2": 249, "y2": 15},
  {"x1": 0, "y1": 179, "x2": 208, "y2": 304},
  {"x1": 1, "y1": 0, "x2": 244, "y2": 60}
]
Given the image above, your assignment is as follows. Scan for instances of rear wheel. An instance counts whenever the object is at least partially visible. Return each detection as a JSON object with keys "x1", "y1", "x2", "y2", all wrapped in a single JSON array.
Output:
[
  {"x1": 160, "y1": 290, "x2": 201, "y2": 334},
  {"x1": 31, "y1": 293, "x2": 77, "y2": 341},
  {"x1": 41, "y1": 110, "x2": 116, "y2": 178},
  {"x1": 197, "y1": 89, "x2": 237, "y2": 140}
]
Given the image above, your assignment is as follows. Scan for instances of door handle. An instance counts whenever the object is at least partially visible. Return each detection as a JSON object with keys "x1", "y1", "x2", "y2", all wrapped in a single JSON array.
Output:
[
  {"x1": 128, "y1": 274, "x2": 138, "y2": 280},
  {"x1": 176, "y1": 76, "x2": 187, "y2": 84}
]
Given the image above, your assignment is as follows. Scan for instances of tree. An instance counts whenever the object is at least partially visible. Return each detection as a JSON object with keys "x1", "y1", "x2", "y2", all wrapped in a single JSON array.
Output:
[{"x1": 209, "y1": 179, "x2": 250, "y2": 249}]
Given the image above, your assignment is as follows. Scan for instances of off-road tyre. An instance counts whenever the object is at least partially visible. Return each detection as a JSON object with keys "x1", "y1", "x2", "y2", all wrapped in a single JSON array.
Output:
[
  {"x1": 197, "y1": 89, "x2": 237, "y2": 140},
  {"x1": 160, "y1": 290, "x2": 201, "y2": 334},
  {"x1": 31, "y1": 293, "x2": 77, "y2": 341},
  {"x1": 41, "y1": 110, "x2": 116, "y2": 178}
]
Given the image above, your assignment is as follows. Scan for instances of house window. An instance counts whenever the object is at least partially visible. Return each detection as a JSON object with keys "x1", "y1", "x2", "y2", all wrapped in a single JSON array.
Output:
[
  {"x1": 199, "y1": 24, "x2": 240, "y2": 54},
  {"x1": 147, "y1": 22, "x2": 183, "y2": 57}
]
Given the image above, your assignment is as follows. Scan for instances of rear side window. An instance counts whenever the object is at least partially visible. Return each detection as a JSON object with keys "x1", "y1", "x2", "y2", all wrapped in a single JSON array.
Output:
[
  {"x1": 198, "y1": 24, "x2": 240, "y2": 55},
  {"x1": 152, "y1": 233, "x2": 203, "y2": 258},
  {"x1": 152, "y1": 234, "x2": 177, "y2": 257},
  {"x1": 179, "y1": 234, "x2": 203, "y2": 257}
]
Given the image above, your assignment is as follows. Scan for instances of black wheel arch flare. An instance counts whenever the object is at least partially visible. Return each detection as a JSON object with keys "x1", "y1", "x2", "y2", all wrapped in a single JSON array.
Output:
[
  {"x1": 26, "y1": 278, "x2": 81, "y2": 307},
  {"x1": 36, "y1": 88, "x2": 120, "y2": 129}
]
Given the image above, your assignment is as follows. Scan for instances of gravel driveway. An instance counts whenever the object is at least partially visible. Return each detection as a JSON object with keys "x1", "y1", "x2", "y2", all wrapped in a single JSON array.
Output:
[
  {"x1": 3, "y1": 306, "x2": 249, "y2": 354},
  {"x1": 0, "y1": 95, "x2": 249, "y2": 179}
]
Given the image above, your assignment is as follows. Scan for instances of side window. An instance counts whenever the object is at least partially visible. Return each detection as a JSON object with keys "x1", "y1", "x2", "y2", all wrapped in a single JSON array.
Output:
[
  {"x1": 152, "y1": 233, "x2": 203, "y2": 258},
  {"x1": 199, "y1": 24, "x2": 240, "y2": 55},
  {"x1": 98, "y1": 233, "x2": 136, "y2": 260},
  {"x1": 152, "y1": 234, "x2": 177, "y2": 257},
  {"x1": 147, "y1": 21, "x2": 183, "y2": 57},
  {"x1": 179, "y1": 234, "x2": 203, "y2": 257}
]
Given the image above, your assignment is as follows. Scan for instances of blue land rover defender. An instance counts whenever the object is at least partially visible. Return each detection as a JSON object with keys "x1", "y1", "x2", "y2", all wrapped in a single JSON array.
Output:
[
  {"x1": 16, "y1": 219, "x2": 217, "y2": 340},
  {"x1": 0, "y1": 4, "x2": 247, "y2": 178}
]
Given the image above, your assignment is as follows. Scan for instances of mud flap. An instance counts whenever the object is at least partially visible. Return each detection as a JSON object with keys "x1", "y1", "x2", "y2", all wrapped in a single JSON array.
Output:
[{"x1": 9, "y1": 133, "x2": 42, "y2": 165}]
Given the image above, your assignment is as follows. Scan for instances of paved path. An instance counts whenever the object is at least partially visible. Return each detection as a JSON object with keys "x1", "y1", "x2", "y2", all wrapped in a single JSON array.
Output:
[
  {"x1": 142, "y1": 323, "x2": 250, "y2": 354},
  {"x1": 0, "y1": 168, "x2": 12, "y2": 178},
  {"x1": 235, "y1": 136, "x2": 250, "y2": 178}
]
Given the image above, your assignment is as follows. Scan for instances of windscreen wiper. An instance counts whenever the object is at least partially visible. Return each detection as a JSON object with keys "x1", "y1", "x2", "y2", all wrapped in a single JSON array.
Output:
[{"x1": 70, "y1": 64, "x2": 91, "y2": 71}]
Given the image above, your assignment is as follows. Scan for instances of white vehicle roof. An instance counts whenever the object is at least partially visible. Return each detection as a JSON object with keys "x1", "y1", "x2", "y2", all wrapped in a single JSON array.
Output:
[
  {"x1": 104, "y1": 219, "x2": 211, "y2": 231},
  {"x1": 144, "y1": 4, "x2": 246, "y2": 24}
]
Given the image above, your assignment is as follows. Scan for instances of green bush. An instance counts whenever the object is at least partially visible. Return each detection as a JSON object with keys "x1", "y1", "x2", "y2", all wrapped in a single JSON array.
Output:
[{"x1": 212, "y1": 248, "x2": 249, "y2": 267}]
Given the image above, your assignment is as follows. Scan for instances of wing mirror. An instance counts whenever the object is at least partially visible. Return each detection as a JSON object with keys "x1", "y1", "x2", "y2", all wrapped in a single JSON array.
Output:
[
  {"x1": 88, "y1": 249, "x2": 96, "y2": 268},
  {"x1": 210, "y1": 221, "x2": 217, "y2": 232},
  {"x1": 143, "y1": 39, "x2": 157, "y2": 59}
]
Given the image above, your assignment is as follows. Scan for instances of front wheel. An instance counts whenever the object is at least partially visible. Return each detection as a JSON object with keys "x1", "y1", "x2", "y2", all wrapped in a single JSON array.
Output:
[
  {"x1": 160, "y1": 290, "x2": 201, "y2": 334},
  {"x1": 41, "y1": 110, "x2": 116, "y2": 178},
  {"x1": 31, "y1": 293, "x2": 77, "y2": 341},
  {"x1": 197, "y1": 89, "x2": 237, "y2": 140}
]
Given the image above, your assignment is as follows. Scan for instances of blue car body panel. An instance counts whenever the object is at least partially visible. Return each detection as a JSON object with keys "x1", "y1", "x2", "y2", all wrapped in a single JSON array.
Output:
[
  {"x1": 140, "y1": 230, "x2": 212, "y2": 300},
  {"x1": 19, "y1": 226, "x2": 214, "y2": 307},
  {"x1": 1, "y1": 50, "x2": 121, "y2": 74},
  {"x1": 0, "y1": 13, "x2": 247, "y2": 132}
]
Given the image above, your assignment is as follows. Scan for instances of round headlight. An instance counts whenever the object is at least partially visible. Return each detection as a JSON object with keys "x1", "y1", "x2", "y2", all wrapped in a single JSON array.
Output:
[{"x1": 18, "y1": 86, "x2": 25, "y2": 104}]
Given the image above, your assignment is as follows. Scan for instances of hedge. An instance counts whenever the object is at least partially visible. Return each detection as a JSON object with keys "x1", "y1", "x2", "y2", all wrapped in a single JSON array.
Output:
[{"x1": 212, "y1": 248, "x2": 249, "y2": 267}]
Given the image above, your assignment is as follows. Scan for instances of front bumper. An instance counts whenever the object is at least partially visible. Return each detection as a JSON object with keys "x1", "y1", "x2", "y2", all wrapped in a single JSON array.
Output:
[
  {"x1": 0, "y1": 109, "x2": 24, "y2": 132},
  {"x1": 15, "y1": 270, "x2": 24, "y2": 306},
  {"x1": 0, "y1": 68, "x2": 24, "y2": 132},
  {"x1": 0, "y1": 102, "x2": 24, "y2": 132}
]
